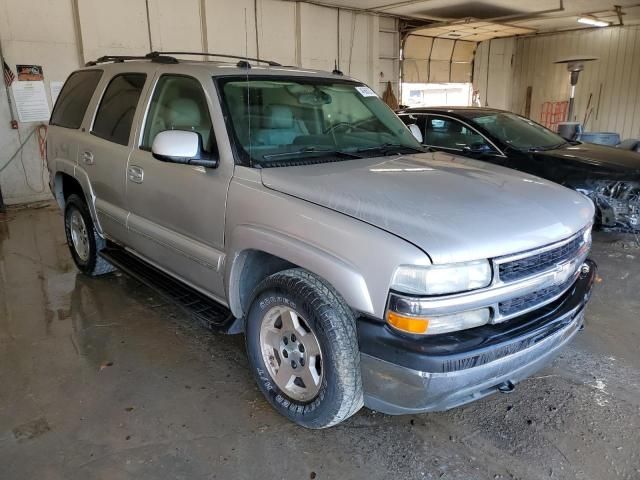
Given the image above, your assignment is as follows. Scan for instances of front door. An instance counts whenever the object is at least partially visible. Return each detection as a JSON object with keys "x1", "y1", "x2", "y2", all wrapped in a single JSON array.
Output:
[
  {"x1": 125, "y1": 74, "x2": 232, "y2": 300},
  {"x1": 423, "y1": 115, "x2": 488, "y2": 153}
]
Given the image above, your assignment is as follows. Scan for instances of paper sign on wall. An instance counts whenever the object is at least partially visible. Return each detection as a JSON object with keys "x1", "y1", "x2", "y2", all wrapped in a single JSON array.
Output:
[
  {"x1": 12, "y1": 81, "x2": 51, "y2": 122},
  {"x1": 50, "y1": 81, "x2": 64, "y2": 106}
]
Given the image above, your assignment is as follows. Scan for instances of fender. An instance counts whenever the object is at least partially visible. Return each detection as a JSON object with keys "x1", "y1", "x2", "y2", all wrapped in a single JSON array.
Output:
[
  {"x1": 71, "y1": 164, "x2": 103, "y2": 235},
  {"x1": 225, "y1": 224, "x2": 374, "y2": 319},
  {"x1": 52, "y1": 158, "x2": 104, "y2": 236}
]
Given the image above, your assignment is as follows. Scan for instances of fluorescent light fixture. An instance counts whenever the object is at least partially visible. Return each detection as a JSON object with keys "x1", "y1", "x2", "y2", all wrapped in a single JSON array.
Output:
[{"x1": 578, "y1": 17, "x2": 610, "y2": 27}]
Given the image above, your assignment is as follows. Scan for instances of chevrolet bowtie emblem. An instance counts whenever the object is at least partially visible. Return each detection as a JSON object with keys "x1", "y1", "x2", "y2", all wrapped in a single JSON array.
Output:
[{"x1": 554, "y1": 261, "x2": 574, "y2": 285}]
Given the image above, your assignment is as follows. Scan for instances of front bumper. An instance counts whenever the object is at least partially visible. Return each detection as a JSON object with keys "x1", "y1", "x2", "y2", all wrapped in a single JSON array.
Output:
[{"x1": 359, "y1": 260, "x2": 596, "y2": 415}]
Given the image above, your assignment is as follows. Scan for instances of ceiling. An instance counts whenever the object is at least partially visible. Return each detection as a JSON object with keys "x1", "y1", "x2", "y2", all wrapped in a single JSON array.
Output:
[{"x1": 293, "y1": 0, "x2": 640, "y2": 38}]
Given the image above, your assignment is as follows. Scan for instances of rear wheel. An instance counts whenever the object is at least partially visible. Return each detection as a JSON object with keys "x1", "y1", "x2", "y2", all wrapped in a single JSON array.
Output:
[
  {"x1": 64, "y1": 194, "x2": 114, "y2": 276},
  {"x1": 245, "y1": 268, "x2": 363, "y2": 428}
]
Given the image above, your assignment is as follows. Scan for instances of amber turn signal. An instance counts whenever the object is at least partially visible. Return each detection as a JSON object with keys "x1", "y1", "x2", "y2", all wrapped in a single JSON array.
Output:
[{"x1": 386, "y1": 311, "x2": 429, "y2": 334}]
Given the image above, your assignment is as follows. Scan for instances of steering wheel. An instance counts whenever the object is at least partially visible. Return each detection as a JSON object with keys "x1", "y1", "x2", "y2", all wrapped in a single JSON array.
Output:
[{"x1": 323, "y1": 122, "x2": 354, "y2": 134}]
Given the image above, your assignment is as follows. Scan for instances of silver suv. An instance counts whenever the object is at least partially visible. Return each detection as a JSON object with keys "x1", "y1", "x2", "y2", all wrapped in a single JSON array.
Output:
[{"x1": 47, "y1": 52, "x2": 596, "y2": 428}]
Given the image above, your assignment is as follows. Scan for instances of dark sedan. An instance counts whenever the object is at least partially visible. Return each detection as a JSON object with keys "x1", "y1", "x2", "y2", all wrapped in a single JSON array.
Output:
[{"x1": 398, "y1": 107, "x2": 640, "y2": 232}]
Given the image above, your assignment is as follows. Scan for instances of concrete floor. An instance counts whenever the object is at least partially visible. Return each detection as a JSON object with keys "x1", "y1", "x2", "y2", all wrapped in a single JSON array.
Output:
[{"x1": 1, "y1": 203, "x2": 639, "y2": 480}]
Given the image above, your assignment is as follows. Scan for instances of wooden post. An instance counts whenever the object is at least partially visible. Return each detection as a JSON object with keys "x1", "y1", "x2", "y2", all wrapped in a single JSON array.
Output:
[{"x1": 524, "y1": 86, "x2": 532, "y2": 118}]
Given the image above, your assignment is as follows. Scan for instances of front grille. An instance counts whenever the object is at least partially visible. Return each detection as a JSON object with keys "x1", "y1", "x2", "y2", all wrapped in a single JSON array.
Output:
[
  {"x1": 498, "y1": 234, "x2": 584, "y2": 283},
  {"x1": 498, "y1": 275, "x2": 576, "y2": 316}
]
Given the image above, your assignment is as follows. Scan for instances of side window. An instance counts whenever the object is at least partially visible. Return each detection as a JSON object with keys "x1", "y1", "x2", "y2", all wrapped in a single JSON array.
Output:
[
  {"x1": 50, "y1": 70, "x2": 103, "y2": 129},
  {"x1": 425, "y1": 116, "x2": 489, "y2": 150},
  {"x1": 141, "y1": 75, "x2": 214, "y2": 153},
  {"x1": 92, "y1": 73, "x2": 146, "y2": 146},
  {"x1": 398, "y1": 114, "x2": 426, "y2": 141}
]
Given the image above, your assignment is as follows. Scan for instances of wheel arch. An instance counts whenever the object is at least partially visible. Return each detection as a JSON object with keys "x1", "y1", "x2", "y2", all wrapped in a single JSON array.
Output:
[
  {"x1": 53, "y1": 172, "x2": 85, "y2": 207},
  {"x1": 52, "y1": 166, "x2": 103, "y2": 236},
  {"x1": 225, "y1": 225, "x2": 374, "y2": 321}
]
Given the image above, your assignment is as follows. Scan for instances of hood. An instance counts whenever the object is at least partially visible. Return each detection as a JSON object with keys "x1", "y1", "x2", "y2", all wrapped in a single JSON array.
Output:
[
  {"x1": 260, "y1": 152, "x2": 594, "y2": 264},
  {"x1": 536, "y1": 142, "x2": 640, "y2": 174}
]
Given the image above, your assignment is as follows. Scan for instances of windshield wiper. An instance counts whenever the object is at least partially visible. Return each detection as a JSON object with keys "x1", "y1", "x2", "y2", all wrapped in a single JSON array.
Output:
[
  {"x1": 355, "y1": 143, "x2": 427, "y2": 155},
  {"x1": 262, "y1": 146, "x2": 362, "y2": 160}
]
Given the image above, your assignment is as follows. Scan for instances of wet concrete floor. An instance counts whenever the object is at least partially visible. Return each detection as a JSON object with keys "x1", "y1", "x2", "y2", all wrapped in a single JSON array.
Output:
[{"x1": 1, "y1": 203, "x2": 638, "y2": 479}]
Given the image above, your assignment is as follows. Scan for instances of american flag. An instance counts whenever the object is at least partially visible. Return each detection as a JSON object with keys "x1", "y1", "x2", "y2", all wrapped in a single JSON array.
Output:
[{"x1": 3, "y1": 60, "x2": 15, "y2": 87}]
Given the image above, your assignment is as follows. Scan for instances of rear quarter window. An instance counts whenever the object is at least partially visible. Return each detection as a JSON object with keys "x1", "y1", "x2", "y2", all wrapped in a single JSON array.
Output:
[
  {"x1": 49, "y1": 70, "x2": 103, "y2": 129},
  {"x1": 92, "y1": 73, "x2": 147, "y2": 146}
]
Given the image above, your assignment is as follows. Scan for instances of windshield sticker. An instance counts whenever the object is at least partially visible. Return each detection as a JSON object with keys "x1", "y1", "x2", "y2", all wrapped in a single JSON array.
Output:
[{"x1": 355, "y1": 86, "x2": 377, "y2": 97}]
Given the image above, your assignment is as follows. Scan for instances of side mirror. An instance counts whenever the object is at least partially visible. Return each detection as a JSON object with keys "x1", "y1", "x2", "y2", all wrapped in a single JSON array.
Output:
[
  {"x1": 408, "y1": 124, "x2": 423, "y2": 143},
  {"x1": 151, "y1": 130, "x2": 218, "y2": 168},
  {"x1": 462, "y1": 142, "x2": 492, "y2": 155}
]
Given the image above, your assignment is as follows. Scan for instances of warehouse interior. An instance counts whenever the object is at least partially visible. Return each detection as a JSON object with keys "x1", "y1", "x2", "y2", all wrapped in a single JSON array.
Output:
[{"x1": 1, "y1": 1, "x2": 639, "y2": 479}]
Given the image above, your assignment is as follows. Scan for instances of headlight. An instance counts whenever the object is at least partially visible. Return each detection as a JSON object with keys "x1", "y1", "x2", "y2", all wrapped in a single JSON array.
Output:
[
  {"x1": 391, "y1": 260, "x2": 492, "y2": 295},
  {"x1": 583, "y1": 224, "x2": 592, "y2": 245}
]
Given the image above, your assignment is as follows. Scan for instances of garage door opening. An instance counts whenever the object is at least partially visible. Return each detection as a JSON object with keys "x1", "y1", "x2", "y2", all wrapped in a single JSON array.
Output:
[
  {"x1": 401, "y1": 35, "x2": 476, "y2": 108},
  {"x1": 401, "y1": 82, "x2": 474, "y2": 107}
]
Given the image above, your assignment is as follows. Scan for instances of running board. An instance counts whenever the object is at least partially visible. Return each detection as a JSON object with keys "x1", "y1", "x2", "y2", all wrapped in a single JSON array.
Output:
[{"x1": 99, "y1": 247, "x2": 237, "y2": 333}]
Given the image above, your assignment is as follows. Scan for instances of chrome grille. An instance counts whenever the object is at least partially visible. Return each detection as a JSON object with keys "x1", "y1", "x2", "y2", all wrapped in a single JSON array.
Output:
[
  {"x1": 498, "y1": 235, "x2": 584, "y2": 283},
  {"x1": 491, "y1": 227, "x2": 591, "y2": 322},
  {"x1": 498, "y1": 275, "x2": 576, "y2": 317}
]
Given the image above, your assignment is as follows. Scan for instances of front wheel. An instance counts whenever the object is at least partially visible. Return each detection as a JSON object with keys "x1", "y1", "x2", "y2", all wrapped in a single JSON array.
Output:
[
  {"x1": 245, "y1": 268, "x2": 363, "y2": 428},
  {"x1": 64, "y1": 194, "x2": 114, "y2": 276}
]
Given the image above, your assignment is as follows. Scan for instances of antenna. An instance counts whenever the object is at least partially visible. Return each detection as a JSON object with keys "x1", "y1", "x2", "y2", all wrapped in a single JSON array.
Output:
[{"x1": 332, "y1": 59, "x2": 343, "y2": 75}]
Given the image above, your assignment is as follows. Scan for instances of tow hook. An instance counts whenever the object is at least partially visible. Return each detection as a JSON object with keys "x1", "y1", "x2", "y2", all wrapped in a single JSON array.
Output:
[
  {"x1": 580, "y1": 263, "x2": 591, "y2": 277},
  {"x1": 497, "y1": 380, "x2": 516, "y2": 394}
]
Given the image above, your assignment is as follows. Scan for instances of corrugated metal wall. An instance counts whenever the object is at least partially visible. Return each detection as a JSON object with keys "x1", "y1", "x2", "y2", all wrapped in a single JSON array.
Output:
[
  {"x1": 474, "y1": 38, "x2": 515, "y2": 110},
  {"x1": 510, "y1": 25, "x2": 640, "y2": 139}
]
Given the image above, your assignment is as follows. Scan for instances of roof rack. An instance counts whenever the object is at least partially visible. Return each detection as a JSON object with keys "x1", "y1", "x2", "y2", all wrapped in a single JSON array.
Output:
[
  {"x1": 148, "y1": 51, "x2": 282, "y2": 67},
  {"x1": 84, "y1": 51, "x2": 282, "y2": 68},
  {"x1": 85, "y1": 53, "x2": 178, "y2": 67}
]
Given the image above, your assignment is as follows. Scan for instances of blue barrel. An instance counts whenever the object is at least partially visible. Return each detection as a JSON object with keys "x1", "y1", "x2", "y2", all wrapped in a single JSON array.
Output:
[{"x1": 578, "y1": 132, "x2": 621, "y2": 146}]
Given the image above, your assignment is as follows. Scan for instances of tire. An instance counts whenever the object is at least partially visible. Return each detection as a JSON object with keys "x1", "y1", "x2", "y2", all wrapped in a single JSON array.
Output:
[
  {"x1": 64, "y1": 194, "x2": 114, "y2": 276},
  {"x1": 245, "y1": 268, "x2": 363, "y2": 428}
]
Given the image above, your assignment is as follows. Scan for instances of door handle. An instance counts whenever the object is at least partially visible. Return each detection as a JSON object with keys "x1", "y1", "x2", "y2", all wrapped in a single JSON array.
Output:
[
  {"x1": 81, "y1": 151, "x2": 94, "y2": 164},
  {"x1": 127, "y1": 166, "x2": 144, "y2": 184}
]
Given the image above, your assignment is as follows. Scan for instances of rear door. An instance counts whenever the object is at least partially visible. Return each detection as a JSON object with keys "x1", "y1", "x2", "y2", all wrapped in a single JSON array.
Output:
[
  {"x1": 125, "y1": 72, "x2": 233, "y2": 299},
  {"x1": 48, "y1": 69, "x2": 103, "y2": 191},
  {"x1": 77, "y1": 70, "x2": 150, "y2": 243}
]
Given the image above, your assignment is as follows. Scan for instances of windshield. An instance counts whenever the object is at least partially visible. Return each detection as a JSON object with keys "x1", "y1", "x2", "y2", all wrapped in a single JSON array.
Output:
[
  {"x1": 471, "y1": 112, "x2": 567, "y2": 151},
  {"x1": 217, "y1": 77, "x2": 423, "y2": 167}
]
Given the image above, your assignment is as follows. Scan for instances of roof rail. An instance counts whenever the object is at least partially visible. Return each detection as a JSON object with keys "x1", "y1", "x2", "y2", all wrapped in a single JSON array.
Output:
[
  {"x1": 148, "y1": 51, "x2": 282, "y2": 67},
  {"x1": 85, "y1": 53, "x2": 178, "y2": 67},
  {"x1": 84, "y1": 51, "x2": 281, "y2": 68}
]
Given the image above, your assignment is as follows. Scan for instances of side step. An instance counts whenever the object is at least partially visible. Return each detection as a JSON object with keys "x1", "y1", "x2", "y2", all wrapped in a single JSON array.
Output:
[{"x1": 99, "y1": 247, "x2": 237, "y2": 333}]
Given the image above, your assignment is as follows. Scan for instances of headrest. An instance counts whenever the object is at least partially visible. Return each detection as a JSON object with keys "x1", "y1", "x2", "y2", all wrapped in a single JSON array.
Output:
[
  {"x1": 168, "y1": 98, "x2": 202, "y2": 128},
  {"x1": 264, "y1": 105, "x2": 294, "y2": 129},
  {"x1": 448, "y1": 122, "x2": 462, "y2": 133}
]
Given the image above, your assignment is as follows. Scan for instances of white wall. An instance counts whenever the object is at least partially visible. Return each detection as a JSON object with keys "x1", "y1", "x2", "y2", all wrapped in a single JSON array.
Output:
[
  {"x1": 509, "y1": 25, "x2": 640, "y2": 138},
  {"x1": 0, "y1": 0, "x2": 390, "y2": 205},
  {"x1": 473, "y1": 38, "x2": 515, "y2": 110},
  {"x1": 378, "y1": 16, "x2": 398, "y2": 98},
  {"x1": 0, "y1": 0, "x2": 80, "y2": 204}
]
